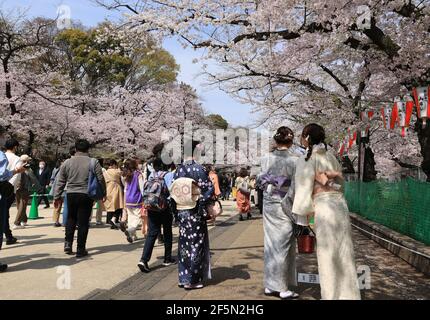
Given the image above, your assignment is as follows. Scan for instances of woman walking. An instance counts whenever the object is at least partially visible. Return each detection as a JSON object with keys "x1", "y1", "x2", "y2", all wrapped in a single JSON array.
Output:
[
  {"x1": 13, "y1": 155, "x2": 40, "y2": 228},
  {"x1": 293, "y1": 123, "x2": 360, "y2": 300},
  {"x1": 235, "y1": 168, "x2": 252, "y2": 221},
  {"x1": 50, "y1": 160, "x2": 63, "y2": 227},
  {"x1": 171, "y1": 140, "x2": 214, "y2": 290},
  {"x1": 103, "y1": 159, "x2": 124, "y2": 229},
  {"x1": 120, "y1": 159, "x2": 144, "y2": 243},
  {"x1": 258, "y1": 127, "x2": 301, "y2": 299}
]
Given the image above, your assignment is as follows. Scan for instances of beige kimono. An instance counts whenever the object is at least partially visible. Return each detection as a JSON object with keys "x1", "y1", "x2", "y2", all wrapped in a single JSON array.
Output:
[{"x1": 292, "y1": 148, "x2": 361, "y2": 300}]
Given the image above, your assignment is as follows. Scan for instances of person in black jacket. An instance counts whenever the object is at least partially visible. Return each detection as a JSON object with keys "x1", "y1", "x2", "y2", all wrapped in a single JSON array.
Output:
[{"x1": 35, "y1": 161, "x2": 51, "y2": 208}]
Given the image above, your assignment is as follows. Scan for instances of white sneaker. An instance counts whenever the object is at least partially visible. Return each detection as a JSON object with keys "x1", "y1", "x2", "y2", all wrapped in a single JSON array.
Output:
[
  {"x1": 21, "y1": 222, "x2": 27, "y2": 227},
  {"x1": 12, "y1": 225, "x2": 24, "y2": 230}
]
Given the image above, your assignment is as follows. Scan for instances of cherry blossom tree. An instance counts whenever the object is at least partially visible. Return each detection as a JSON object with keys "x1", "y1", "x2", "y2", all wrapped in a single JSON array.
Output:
[{"x1": 96, "y1": 0, "x2": 430, "y2": 179}]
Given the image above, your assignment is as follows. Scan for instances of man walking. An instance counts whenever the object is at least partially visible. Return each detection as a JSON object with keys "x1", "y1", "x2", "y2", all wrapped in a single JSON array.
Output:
[
  {"x1": 53, "y1": 139, "x2": 106, "y2": 258},
  {"x1": 0, "y1": 126, "x2": 25, "y2": 272},
  {"x1": 4, "y1": 138, "x2": 22, "y2": 244},
  {"x1": 35, "y1": 161, "x2": 51, "y2": 209}
]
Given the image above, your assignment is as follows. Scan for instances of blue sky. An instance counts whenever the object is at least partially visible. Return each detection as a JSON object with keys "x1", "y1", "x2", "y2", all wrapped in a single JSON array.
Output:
[{"x1": 1, "y1": 0, "x2": 257, "y2": 127}]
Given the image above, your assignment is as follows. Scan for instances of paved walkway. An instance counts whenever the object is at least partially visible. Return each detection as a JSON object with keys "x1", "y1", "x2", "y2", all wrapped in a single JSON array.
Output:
[
  {"x1": 1, "y1": 201, "x2": 429, "y2": 300},
  {"x1": 86, "y1": 209, "x2": 430, "y2": 300},
  {"x1": 0, "y1": 201, "x2": 238, "y2": 300}
]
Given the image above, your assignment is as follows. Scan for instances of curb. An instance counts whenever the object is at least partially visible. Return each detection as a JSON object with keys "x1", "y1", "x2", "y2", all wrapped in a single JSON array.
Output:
[{"x1": 350, "y1": 213, "x2": 430, "y2": 276}]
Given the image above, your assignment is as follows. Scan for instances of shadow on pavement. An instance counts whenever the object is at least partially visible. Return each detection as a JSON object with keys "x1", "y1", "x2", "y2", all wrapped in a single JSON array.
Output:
[{"x1": 206, "y1": 264, "x2": 251, "y2": 286}]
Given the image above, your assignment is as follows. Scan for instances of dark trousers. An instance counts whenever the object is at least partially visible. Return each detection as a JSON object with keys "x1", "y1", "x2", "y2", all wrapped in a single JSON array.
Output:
[
  {"x1": 257, "y1": 189, "x2": 263, "y2": 214},
  {"x1": 0, "y1": 196, "x2": 6, "y2": 251},
  {"x1": 106, "y1": 209, "x2": 122, "y2": 224},
  {"x1": 65, "y1": 193, "x2": 93, "y2": 251},
  {"x1": 37, "y1": 187, "x2": 50, "y2": 207},
  {"x1": 141, "y1": 210, "x2": 173, "y2": 263},
  {"x1": 3, "y1": 194, "x2": 15, "y2": 239}
]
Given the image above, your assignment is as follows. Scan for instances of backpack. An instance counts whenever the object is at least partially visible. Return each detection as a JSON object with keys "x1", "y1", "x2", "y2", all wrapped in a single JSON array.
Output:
[
  {"x1": 142, "y1": 171, "x2": 169, "y2": 212},
  {"x1": 88, "y1": 158, "x2": 104, "y2": 201}
]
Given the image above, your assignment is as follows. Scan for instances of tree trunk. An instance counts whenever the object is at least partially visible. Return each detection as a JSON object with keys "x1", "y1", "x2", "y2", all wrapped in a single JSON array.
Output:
[
  {"x1": 25, "y1": 130, "x2": 36, "y2": 156},
  {"x1": 363, "y1": 146, "x2": 377, "y2": 182},
  {"x1": 3, "y1": 61, "x2": 17, "y2": 115},
  {"x1": 415, "y1": 118, "x2": 430, "y2": 182}
]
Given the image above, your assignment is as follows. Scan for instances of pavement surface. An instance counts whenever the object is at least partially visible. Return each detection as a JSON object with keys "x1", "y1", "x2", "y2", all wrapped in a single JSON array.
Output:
[
  {"x1": 1, "y1": 200, "x2": 429, "y2": 300},
  {"x1": 0, "y1": 201, "x2": 237, "y2": 300}
]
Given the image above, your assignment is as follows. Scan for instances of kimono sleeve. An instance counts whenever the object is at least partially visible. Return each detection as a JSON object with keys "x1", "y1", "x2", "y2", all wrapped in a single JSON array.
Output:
[{"x1": 292, "y1": 157, "x2": 316, "y2": 216}]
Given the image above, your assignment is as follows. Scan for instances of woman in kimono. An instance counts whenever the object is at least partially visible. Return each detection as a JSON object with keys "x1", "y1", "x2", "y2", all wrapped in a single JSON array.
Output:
[
  {"x1": 235, "y1": 168, "x2": 252, "y2": 221},
  {"x1": 292, "y1": 123, "x2": 361, "y2": 300},
  {"x1": 257, "y1": 126, "x2": 300, "y2": 299},
  {"x1": 173, "y1": 140, "x2": 214, "y2": 290}
]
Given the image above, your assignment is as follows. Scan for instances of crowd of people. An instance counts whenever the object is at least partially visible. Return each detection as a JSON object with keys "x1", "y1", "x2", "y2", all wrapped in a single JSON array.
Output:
[{"x1": 0, "y1": 123, "x2": 361, "y2": 299}]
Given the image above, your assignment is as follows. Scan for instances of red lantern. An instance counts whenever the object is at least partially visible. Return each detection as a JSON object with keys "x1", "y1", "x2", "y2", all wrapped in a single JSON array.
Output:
[{"x1": 390, "y1": 98, "x2": 400, "y2": 129}]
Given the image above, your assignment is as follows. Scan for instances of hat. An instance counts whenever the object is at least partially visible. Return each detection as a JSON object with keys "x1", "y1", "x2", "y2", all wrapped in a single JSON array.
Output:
[{"x1": 20, "y1": 154, "x2": 32, "y2": 162}]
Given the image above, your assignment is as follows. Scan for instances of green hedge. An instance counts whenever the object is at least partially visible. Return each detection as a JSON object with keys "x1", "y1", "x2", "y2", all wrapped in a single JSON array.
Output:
[{"x1": 344, "y1": 178, "x2": 430, "y2": 245}]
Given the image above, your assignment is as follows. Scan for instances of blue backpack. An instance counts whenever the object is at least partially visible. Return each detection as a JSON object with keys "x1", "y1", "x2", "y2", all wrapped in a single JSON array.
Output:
[{"x1": 88, "y1": 158, "x2": 104, "y2": 200}]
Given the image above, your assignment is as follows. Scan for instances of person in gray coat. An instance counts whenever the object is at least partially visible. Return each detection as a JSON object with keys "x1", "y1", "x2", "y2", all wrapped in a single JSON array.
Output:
[{"x1": 53, "y1": 139, "x2": 106, "y2": 258}]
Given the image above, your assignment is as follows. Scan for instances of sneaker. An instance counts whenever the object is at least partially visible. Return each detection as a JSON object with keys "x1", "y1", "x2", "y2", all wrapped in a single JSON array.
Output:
[
  {"x1": 96, "y1": 221, "x2": 102, "y2": 226},
  {"x1": 184, "y1": 283, "x2": 204, "y2": 290},
  {"x1": 125, "y1": 230, "x2": 133, "y2": 243},
  {"x1": 0, "y1": 263, "x2": 8, "y2": 273},
  {"x1": 12, "y1": 224, "x2": 24, "y2": 230},
  {"x1": 64, "y1": 242, "x2": 73, "y2": 255},
  {"x1": 54, "y1": 222, "x2": 62, "y2": 228},
  {"x1": 137, "y1": 261, "x2": 150, "y2": 273},
  {"x1": 76, "y1": 250, "x2": 89, "y2": 258},
  {"x1": 21, "y1": 222, "x2": 28, "y2": 227},
  {"x1": 163, "y1": 258, "x2": 177, "y2": 266},
  {"x1": 6, "y1": 237, "x2": 17, "y2": 245}
]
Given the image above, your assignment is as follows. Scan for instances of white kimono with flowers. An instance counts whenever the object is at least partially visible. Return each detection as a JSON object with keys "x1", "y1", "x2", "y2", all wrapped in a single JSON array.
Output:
[{"x1": 292, "y1": 148, "x2": 361, "y2": 300}]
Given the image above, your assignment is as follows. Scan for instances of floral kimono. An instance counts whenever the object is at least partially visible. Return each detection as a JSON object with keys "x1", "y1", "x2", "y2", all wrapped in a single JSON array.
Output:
[
  {"x1": 292, "y1": 146, "x2": 361, "y2": 300},
  {"x1": 174, "y1": 160, "x2": 214, "y2": 286}
]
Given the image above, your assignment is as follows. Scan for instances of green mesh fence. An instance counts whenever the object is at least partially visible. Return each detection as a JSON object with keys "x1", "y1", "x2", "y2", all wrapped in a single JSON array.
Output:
[{"x1": 344, "y1": 178, "x2": 430, "y2": 245}]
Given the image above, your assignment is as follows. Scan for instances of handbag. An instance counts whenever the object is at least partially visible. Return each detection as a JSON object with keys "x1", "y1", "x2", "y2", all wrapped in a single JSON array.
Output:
[
  {"x1": 0, "y1": 180, "x2": 14, "y2": 200},
  {"x1": 296, "y1": 225, "x2": 316, "y2": 254},
  {"x1": 284, "y1": 206, "x2": 316, "y2": 254},
  {"x1": 207, "y1": 199, "x2": 223, "y2": 220}
]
